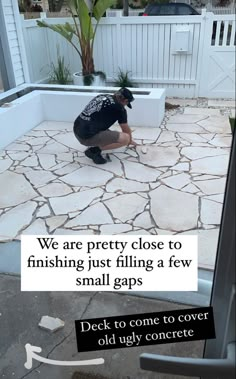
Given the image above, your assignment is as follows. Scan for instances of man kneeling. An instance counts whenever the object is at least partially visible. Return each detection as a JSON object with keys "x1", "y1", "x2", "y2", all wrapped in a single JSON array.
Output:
[{"x1": 73, "y1": 87, "x2": 137, "y2": 164}]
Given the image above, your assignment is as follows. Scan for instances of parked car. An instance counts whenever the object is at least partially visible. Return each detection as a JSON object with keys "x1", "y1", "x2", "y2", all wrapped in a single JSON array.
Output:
[{"x1": 139, "y1": 3, "x2": 200, "y2": 16}]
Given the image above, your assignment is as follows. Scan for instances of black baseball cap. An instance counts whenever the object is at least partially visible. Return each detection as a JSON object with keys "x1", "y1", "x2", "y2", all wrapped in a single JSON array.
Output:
[{"x1": 118, "y1": 87, "x2": 134, "y2": 109}]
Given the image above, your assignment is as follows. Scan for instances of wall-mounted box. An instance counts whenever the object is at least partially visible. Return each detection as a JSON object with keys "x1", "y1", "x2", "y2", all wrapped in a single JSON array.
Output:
[{"x1": 171, "y1": 26, "x2": 193, "y2": 54}]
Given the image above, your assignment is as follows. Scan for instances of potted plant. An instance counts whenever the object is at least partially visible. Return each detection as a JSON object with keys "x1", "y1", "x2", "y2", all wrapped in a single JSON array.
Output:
[
  {"x1": 114, "y1": 68, "x2": 135, "y2": 87},
  {"x1": 37, "y1": 0, "x2": 115, "y2": 86}
]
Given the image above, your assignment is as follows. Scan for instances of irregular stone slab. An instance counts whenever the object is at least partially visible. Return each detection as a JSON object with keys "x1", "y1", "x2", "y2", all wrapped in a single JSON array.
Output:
[
  {"x1": 137, "y1": 146, "x2": 180, "y2": 168},
  {"x1": 54, "y1": 228, "x2": 95, "y2": 235},
  {"x1": 26, "y1": 136, "x2": 50, "y2": 146},
  {"x1": 208, "y1": 136, "x2": 232, "y2": 148},
  {"x1": 191, "y1": 155, "x2": 229, "y2": 175},
  {"x1": 162, "y1": 173, "x2": 190, "y2": 190},
  {"x1": 21, "y1": 156, "x2": 38, "y2": 167},
  {"x1": 0, "y1": 158, "x2": 12, "y2": 173},
  {"x1": 102, "y1": 193, "x2": 117, "y2": 201},
  {"x1": 157, "y1": 131, "x2": 178, "y2": 143},
  {"x1": 0, "y1": 201, "x2": 37, "y2": 240},
  {"x1": 25, "y1": 169, "x2": 58, "y2": 187},
  {"x1": 37, "y1": 141, "x2": 69, "y2": 154},
  {"x1": 177, "y1": 133, "x2": 207, "y2": 143},
  {"x1": 131, "y1": 128, "x2": 161, "y2": 141},
  {"x1": 27, "y1": 130, "x2": 47, "y2": 137},
  {"x1": 155, "y1": 228, "x2": 175, "y2": 235},
  {"x1": 35, "y1": 121, "x2": 72, "y2": 131},
  {"x1": 20, "y1": 219, "x2": 48, "y2": 237},
  {"x1": 105, "y1": 194, "x2": 148, "y2": 222},
  {"x1": 49, "y1": 188, "x2": 103, "y2": 215},
  {"x1": 0, "y1": 171, "x2": 37, "y2": 208},
  {"x1": 184, "y1": 108, "x2": 221, "y2": 116},
  {"x1": 56, "y1": 152, "x2": 74, "y2": 162},
  {"x1": 78, "y1": 155, "x2": 124, "y2": 177},
  {"x1": 37, "y1": 154, "x2": 57, "y2": 170},
  {"x1": 150, "y1": 185, "x2": 198, "y2": 231},
  {"x1": 49, "y1": 162, "x2": 68, "y2": 172},
  {"x1": 54, "y1": 163, "x2": 79, "y2": 176},
  {"x1": 6, "y1": 143, "x2": 30, "y2": 151},
  {"x1": 127, "y1": 149, "x2": 138, "y2": 158},
  {"x1": 171, "y1": 162, "x2": 189, "y2": 172},
  {"x1": 106, "y1": 178, "x2": 149, "y2": 193},
  {"x1": 194, "y1": 178, "x2": 226, "y2": 195},
  {"x1": 37, "y1": 204, "x2": 51, "y2": 217},
  {"x1": 7, "y1": 152, "x2": 29, "y2": 161},
  {"x1": 193, "y1": 174, "x2": 221, "y2": 181},
  {"x1": 197, "y1": 116, "x2": 231, "y2": 134},
  {"x1": 54, "y1": 132, "x2": 83, "y2": 150},
  {"x1": 203, "y1": 194, "x2": 224, "y2": 203},
  {"x1": 38, "y1": 182, "x2": 72, "y2": 198},
  {"x1": 168, "y1": 114, "x2": 207, "y2": 123},
  {"x1": 100, "y1": 224, "x2": 132, "y2": 234},
  {"x1": 124, "y1": 229, "x2": 150, "y2": 235},
  {"x1": 65, "y1": 202, "x2": 113, "y2": 227},
  {"x1": 182, "y1": 183, "x2": 199, "y2": 194},
  {"x1": 178, "y1": 229, "x2": 219, "y2": 269},
  {"x1": 38, "y1": 315, "x2": 65, "y2": 332},
  {"x1": 46, "y1": 216, "x2": 68, "y2": 232},
  {"x1": 133, "y1": 211, "x2": 153, "y2": 228},
  {"x1": 166, "y1": 124, "x2": 206, "y2": 133},
  {"x1": 182, "y1": 146, "x2": 228, "y2": 160},
  {"x1": 201, "y1": 198, "x2": 223, "y2": 225},
  {"x1": 60, "y1": 166, "x2": 113, "y2": 187}
]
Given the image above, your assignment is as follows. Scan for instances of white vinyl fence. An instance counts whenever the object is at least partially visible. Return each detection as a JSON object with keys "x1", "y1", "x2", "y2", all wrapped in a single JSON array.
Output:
[
  {"x1": 21, "y1": 11, "x2": 235, "y2": 98},
  {"x1": 205, "y1": 4, "x2": 235, "y2": 14}
]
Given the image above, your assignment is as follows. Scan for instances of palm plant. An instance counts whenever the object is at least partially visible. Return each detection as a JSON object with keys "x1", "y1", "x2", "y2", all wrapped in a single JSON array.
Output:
[{"x1": 37, "y1": 0, "x2": 115, "y2": 84}]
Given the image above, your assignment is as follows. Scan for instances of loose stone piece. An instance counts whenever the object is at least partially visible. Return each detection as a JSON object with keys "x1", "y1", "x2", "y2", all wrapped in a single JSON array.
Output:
[
  {"x1": 38, "y1": 315, "x2": 65, "y2": 332},
  {"x1": 141, "y1": 146, "x2": 148, "y2": 154}
]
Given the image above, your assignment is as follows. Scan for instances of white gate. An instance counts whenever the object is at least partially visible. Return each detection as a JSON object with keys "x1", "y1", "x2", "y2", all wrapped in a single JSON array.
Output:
[{"x1": 199, "y1": 12, "x2": 235, "y2": 99}]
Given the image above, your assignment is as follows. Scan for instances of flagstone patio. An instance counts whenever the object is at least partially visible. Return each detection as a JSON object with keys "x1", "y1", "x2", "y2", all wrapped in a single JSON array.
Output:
[{"x1": 0, "y1": 100, "x2": 233, "y2": 270}]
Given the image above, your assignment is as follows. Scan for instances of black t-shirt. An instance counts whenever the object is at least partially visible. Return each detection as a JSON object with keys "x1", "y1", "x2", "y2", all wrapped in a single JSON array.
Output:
[{"x1": 74, "y1": 94, "x2": 127, "y2": 139}]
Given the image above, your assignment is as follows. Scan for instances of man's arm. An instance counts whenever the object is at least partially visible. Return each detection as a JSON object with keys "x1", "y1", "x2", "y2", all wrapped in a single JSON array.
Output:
[{"x1": 119, "y1": 123, "x2": 137, "y2": 146}]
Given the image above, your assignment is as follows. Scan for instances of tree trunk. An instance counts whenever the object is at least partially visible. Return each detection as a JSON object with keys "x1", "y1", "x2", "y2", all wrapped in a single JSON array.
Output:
[
  {"x1": 48, "y1": 0, "x2": 65, "y2": 12},
  {"x1": 123, "y1": 0, "x2": 129, "y2": 16}
]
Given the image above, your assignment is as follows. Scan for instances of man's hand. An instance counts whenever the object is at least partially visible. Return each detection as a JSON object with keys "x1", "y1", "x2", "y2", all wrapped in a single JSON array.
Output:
[
  {"x1": 120, "y1": 123, "x2": 138, "y2": 146},
  {"x1": 129, "y1": 139, "x2": 138, "y2": 146}
]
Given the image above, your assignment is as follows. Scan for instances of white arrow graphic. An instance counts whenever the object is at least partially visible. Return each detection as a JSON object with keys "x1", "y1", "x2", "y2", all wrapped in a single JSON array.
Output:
[{"x1": 24, "y1": 343, "x2": 104, "y2": 369}]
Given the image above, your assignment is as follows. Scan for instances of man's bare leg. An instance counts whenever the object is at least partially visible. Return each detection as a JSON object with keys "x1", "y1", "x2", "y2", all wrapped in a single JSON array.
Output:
[{"x1": 100, "y1": 132, "x2": 130, "y2": 151}]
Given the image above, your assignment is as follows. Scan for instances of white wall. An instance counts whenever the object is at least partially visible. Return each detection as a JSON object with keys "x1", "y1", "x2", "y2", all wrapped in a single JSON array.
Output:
[{"x1": 0, "y1": 87, "x2": 165, "y2": 149}]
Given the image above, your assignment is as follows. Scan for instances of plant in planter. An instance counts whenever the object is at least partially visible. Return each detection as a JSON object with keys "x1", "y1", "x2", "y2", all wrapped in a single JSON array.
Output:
[
  {"x1": 114, "y1": 68, "x2": 135, "y2": 87},
  {"x1": 37, "y1": 0, "x2": 115, "y2": 86},
  {"x1": 49, "y1": 51, "x2": 72, "y2": 84}
]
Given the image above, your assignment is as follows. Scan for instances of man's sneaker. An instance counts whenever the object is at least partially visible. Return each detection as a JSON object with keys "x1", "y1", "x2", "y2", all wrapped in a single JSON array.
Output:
[{"x1": 85, "y1": 147, "x2": 107, "y2": 164}]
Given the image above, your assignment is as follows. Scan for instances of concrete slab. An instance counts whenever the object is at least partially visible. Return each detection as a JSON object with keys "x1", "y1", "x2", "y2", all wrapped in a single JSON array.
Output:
[{"x1": 0, "y1": 274, "x2": 204, "y2": 379}]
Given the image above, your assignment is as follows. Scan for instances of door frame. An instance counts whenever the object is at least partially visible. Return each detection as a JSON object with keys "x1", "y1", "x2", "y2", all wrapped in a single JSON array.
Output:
[{"x1": 204, "y1": 130, "x2": 235, "y2": 359}]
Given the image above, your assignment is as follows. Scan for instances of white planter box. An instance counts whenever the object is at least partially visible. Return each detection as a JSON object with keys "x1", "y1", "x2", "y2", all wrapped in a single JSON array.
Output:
[{"x1": 0, "y1": 85, "x2": 165, "y2": 150}]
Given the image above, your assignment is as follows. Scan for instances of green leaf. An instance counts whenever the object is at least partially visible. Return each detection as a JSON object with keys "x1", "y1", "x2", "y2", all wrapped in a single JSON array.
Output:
[
  {"x1": 93, "y1": 0, "x2": 116, "y2": 21},
  {"x1": 71, "y1": 0, "x2": 94, "y2": 40},
  {"x1": 37, "y1": 20, "x2": 75, "y2": 42}
]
